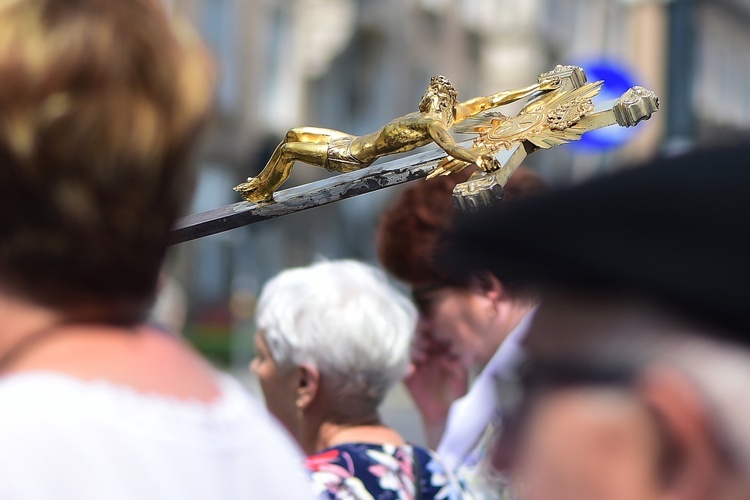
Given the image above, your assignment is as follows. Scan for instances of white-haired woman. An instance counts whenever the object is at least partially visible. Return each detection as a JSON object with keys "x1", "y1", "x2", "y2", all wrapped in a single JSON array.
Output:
[{"x1": 252, "y1": 259, "x2": 464, "y2": 499}]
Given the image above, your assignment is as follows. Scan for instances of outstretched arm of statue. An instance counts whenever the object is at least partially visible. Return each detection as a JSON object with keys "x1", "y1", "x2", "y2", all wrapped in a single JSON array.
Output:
[
  {"x1": 454, "y1": 78, "x2": 561, "y2": 123},
  {"x1": 426, "y1": 121, "x2": 499, "y2": 176},
  {"x1": 427, "y1": 121, "x2": 478, "y2": 163}
]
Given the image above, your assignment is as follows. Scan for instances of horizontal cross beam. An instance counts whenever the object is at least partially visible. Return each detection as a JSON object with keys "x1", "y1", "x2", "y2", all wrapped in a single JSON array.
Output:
[
  {"x1": 170, "y1": 145, "x2": 451, "y2": 245},
  {"x1": 171, "y1": 80, "x2": 658, "y2": 245}
]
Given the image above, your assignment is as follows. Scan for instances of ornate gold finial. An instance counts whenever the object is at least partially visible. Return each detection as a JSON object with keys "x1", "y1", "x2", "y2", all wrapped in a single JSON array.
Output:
[
  {"x1": 451, "y1": 67, "x2": 660, "y2": 212},
  {"x1": 613, "y1": 86, "x2": 660, "y2": 127}
]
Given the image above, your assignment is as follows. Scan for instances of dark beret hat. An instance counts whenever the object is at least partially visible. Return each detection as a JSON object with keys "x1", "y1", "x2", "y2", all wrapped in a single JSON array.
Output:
[{"x1": 439, "y1": 144, "x2": 750, "y2": 336}]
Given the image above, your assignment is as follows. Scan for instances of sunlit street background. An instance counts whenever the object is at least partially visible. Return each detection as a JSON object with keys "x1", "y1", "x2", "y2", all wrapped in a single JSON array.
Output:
[{"x1": 153, "y1": 0, "x2": 750, "y2": 443}]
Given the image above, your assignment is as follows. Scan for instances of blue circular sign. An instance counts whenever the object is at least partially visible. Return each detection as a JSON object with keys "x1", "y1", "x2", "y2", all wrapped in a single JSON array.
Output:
[{"x1": 570, "y1": 59, "x2": 641, "y2": 153}]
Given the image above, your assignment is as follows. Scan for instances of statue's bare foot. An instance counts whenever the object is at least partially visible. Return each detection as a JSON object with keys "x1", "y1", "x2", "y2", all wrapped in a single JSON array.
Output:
[{"x1": 233, "y1": 177, "x2": 275, "y2": 204}]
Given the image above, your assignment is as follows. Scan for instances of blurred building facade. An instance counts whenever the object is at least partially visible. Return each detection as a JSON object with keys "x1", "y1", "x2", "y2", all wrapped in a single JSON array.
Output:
[
  {"x1": 163, "y1": 0, "x2": 750, "y2": 366},
  {"x1": 692, "y1": 0, "x2": 750, "y2": 144}
]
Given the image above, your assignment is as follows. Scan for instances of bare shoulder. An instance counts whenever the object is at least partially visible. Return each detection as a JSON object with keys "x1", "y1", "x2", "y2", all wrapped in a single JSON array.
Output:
[
  {"x1": 133, "y1": 329, "x2": 221, "y2": 401},
  {"x1": 386, "y1": 112, "x2": 436, "y2": 132},
  {"x1": 8, "y1": 325, "x2": 221, "y2": 403}
]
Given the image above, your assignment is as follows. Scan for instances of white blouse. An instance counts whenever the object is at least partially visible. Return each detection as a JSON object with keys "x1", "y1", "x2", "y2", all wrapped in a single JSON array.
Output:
[
  {"x1": 437, "y1": 308, "x2": 536, "y2": 471},
  {"x1": 0, "y1": 372, "x2": 311, "y2": 499}
]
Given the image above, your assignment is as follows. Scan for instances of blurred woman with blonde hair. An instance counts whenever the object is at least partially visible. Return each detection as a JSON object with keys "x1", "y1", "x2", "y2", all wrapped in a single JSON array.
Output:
[{"x1": 0, "y1": 0, "x2": 309, "y2": 497}]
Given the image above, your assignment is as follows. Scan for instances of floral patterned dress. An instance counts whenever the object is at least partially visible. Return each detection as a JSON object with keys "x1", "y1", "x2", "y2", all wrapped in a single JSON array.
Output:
[{"x1": 306, "y1": 442, "x2": 465, "y2": 499}]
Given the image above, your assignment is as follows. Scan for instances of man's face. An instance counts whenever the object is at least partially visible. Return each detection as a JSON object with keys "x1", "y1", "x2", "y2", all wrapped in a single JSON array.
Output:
[
  {"x1": 420, "y1": 85, "x2": 455, "y2": 119},
  {"x1": 519, "y1": 294, "x2": 750, "y2": 500},
  {"x1": 414, "y1": 285, "x2": 503, "y2": 372},
  {"x1": 506, "y1": 295, "x2": 671, "y2": 500},
  {"x1": 511, "y1": 387, "x2": 667, "y2": 500}
]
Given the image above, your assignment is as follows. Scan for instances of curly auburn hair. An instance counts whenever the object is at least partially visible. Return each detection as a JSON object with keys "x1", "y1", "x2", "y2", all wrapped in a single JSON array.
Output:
[{"x1": 375, "y1": 168, "x2": 549, "y2": 287}]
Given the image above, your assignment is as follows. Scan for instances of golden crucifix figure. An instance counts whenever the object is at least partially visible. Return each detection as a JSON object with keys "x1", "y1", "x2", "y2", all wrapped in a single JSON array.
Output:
[{"x1": 234, "y1": 75, "x2": 562, "y2": 203}]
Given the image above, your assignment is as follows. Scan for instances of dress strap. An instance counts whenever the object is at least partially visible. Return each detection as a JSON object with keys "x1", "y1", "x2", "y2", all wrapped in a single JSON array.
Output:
[{"x1": 0, "y1": 321, "x2": 138, "y2": 373}]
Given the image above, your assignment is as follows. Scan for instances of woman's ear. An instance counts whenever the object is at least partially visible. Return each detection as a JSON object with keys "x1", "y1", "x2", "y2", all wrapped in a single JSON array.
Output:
[{"x1": 295, "y1": 363, "x2": 319, "y2": 411}]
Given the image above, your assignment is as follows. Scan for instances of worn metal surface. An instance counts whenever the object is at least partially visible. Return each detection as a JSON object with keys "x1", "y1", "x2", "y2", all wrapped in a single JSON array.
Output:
[{"x1": 171, "y1": 145, "x2": 449, "y2": 245}]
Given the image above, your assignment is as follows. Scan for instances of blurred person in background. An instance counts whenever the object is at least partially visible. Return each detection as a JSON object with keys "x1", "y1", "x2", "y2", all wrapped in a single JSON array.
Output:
[
  {"x1": 252, "y1": 259, "x2": 465, "y2": 499},
  {"x1": 441, "y1": 144, "x2": 750, "y2": 500},
  {"x1": 375, "y1": 168, "x2": 548, "y2": 497},
  {"x1": 0, "y1": 0, "x2": 310, "y2": 498},
  {"x1": 504, "y1": 358, "x2": 671, "y2": 500}
]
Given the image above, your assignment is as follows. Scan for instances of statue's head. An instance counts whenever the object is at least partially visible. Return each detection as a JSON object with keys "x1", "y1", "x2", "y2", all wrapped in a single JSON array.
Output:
[{"x1": 419, "y1": 75, "x2": 458, "y2": 118}]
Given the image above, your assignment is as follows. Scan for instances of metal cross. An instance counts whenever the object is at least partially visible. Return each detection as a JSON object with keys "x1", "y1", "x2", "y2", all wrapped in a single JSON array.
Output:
[{"x1": 172, "y1": 65, "x2": 658, "y2": 245}]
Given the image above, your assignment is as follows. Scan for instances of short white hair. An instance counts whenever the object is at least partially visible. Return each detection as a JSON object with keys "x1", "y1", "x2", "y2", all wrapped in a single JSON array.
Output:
[{"x1": 256, "y1": 259, "x2": 417, "y2": 416}]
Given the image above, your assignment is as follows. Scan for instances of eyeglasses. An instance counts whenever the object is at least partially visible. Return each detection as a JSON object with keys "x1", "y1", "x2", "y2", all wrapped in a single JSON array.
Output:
[{"x1": 410, "y1": 282, "x2": 450, "y2": 316}]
